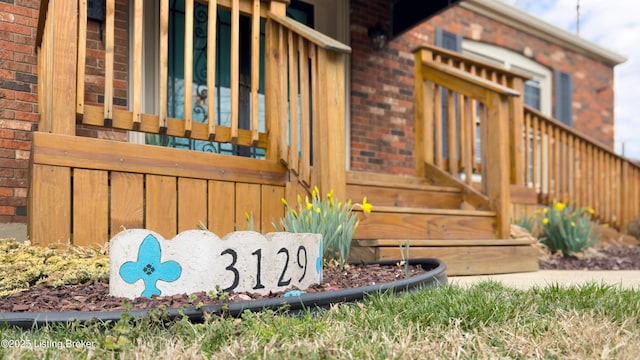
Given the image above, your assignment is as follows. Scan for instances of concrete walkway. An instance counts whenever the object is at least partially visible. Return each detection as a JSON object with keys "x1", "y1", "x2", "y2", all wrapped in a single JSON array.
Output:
[{"x1": 449, "y1": 271, "x2": 640, "y2": 290}]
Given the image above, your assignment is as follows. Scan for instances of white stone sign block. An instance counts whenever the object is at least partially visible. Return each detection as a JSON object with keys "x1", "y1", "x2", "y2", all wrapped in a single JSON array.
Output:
[{"x1": 109, "y1": 229, "x2": 322, "y2": 299}]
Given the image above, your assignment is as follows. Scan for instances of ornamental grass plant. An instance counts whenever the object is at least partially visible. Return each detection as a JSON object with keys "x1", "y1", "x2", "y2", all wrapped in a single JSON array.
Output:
[
  {"x1": 536, "y1": 200, "x2": 600, "y2": 257},
  {"x1": 273, "y1": 187, "x2": 372, "y2": 269}
]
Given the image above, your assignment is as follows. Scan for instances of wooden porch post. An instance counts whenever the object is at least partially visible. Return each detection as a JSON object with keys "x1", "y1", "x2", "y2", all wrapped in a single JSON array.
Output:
[
  {"x1": 486, "y1": 92, "x2": 512, "y2": 239},
  {"x1": 30, "y1": 0, "x2": 78, "y2": 245},
  {"x1": 414, "y1": 48, "x2": 435, "y2": 178},
  {"x1": 314, "y1": 48, "x2": 347, "y2": 201}
]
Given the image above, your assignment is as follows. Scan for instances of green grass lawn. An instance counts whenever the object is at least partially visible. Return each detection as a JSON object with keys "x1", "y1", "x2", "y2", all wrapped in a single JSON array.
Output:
[{"x1": 2, "y1": 281, "x2": 639, "y2": 359}]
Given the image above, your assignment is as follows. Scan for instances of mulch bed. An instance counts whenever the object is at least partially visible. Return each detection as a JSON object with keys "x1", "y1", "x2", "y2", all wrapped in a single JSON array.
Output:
[
  {"x1": 0, "y1": 262, "x2": 426, "y2": 313},
  {"x1": 2, "y1": 245, "x2": 640, "y2": 314},
  {"x1": 539, "y1": 245, "x2": 640, "y2": 271}
]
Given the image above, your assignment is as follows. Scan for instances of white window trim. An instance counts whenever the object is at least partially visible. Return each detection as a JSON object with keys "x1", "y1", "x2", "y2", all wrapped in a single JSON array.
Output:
[{"x1": 462, "y1": 40, "x2": 552, "y2": 117}]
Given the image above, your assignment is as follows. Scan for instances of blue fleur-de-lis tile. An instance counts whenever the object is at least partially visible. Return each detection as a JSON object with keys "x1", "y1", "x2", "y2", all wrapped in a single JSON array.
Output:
[{"x1": 119, "y1": 234, "x2": 182, "y2": 298}]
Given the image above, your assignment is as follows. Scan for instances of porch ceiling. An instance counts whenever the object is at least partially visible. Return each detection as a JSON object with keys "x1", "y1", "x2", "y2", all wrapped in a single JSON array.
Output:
[{"x1": 391, "y1": 0, "x2": 463, "y2": 36}]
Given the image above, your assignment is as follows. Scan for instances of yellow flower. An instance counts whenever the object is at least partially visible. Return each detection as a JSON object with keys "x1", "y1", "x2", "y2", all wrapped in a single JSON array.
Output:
[
  {"x1": 604, "y1": 223, "x2": 610, "y2": 228},
  {"x1": 315, "y1": 207, "x2": 321, "y2": 214},
  {"x1": 571, "y1": 221, "x2": 576, "y2": 227},
  {"x1": 297, "y1": 194, "x2": 302, "y2": 204},
  {"x1": 244, "y1": 212, "x2": 250, "y2": 221},
  {"x1": 542, "y1": 218, "x2": 549, "y2": 225},
  {"x1": 587, "y1": 207, "x2": 595, "y2": 215},
  {"x1": 555, "y1": 202, "x2": 566, "y2": 211},
  {"x1": 306, "y1": 202, "x2": 313, "y2": 210},
  {"x1": 312, "y1": 186, "x2": 320, "y2": 198},
  {"x1": 281, "y1": 198, "x2": 288, "y2": 207},
  {"x1": 327, "y1": 189, "x2": 334, "y2": 200},
  {"x1": 543, "y1": 208, "x2": 548, "y2": 214},
  {"x1": 362, "y1": 197, "x2": 372, "y2": 213}
]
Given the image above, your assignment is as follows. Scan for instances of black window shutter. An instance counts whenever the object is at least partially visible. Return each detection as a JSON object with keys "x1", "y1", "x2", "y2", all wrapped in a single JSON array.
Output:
[
  {"x1": 435, "y1": 28, "x2": 461, "y2": 52},
  {"x1": 554, "y1": 70, "x2": 573, "y2": 126}
]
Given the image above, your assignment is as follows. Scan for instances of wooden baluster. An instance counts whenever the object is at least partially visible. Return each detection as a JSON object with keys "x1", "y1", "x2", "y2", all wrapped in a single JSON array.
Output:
[
  {"x1": 250, "y1": 0, "x2": 260, "y2": 144},
  {"x1": 479, "y1": 103, "x2": 488, "y2": 195},
  {"x1": 434, "y1": 84, "x2": 443, "y2": 168},
  {"x1": 298, "y1": 39, "x2": 311, "y2": 185},
  {"x1": 77, "y1": 0, "x2": 87, "y2": 117},
  {"x1": 103, "y1": 0, "x2": 115, "y2": 126},
  {"x1": 414, "y1": 48, "x2": 435, "y2": 177},
  {"x1": 532, "y1": 114, "x2": 539, "y2": 193},
  {"x1": 287, "y1": 31, "x2": 299, "y2": 175},
  {"x1": 207, "y1": 0, "x2": 217, "y2": 139},
  {"x1": 183, "y1": 0, "x2": 194, "y2": 137},
  {"x1": 463, "y1": 96, "x2": 473, "y2": 185},
  {"x1": 230, "y1": 0, "x2": 240, "y2": 142},
  {"x1": 308, "y1": 43, "x2": 318, "y2": 184},
  {"x1": 159, "y1": 0, "x2": 169, "y2": 133},
  {"x1": 446, "y1": 89, "x2": 457, "y2": 175},
  {"x1": 132, "y1": 0, "x2": 143, "y2": 129}
]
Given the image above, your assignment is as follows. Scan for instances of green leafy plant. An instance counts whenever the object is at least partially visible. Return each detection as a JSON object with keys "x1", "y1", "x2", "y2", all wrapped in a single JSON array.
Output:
[
  {"x1": 535, "y1": 200, "x2": 600, "y2": 257},
  {"x1": 398, "y1": 238, "x2": 411, "y2": 278},
  {"x1": 273, "y1": 187, "x2": 372, "y2": 269}
]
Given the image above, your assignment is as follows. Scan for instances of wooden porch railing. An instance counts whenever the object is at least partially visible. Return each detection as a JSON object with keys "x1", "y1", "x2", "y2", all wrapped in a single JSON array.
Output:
[
  {"x1": 519, "y1": 106, "x2": 640, "y2": 230},
  {"x1": 414, "y1": 46, "x2": 520, "y2": 239},
  {"x1": 31, "y1": 0, "x2": 349, "y2": 244},
  {"x1": 418, "y1": 44, "x2": 532, "y2": 186},
  {"x1": 415, "y1": 44, "x2": 640, "y2": 232}
]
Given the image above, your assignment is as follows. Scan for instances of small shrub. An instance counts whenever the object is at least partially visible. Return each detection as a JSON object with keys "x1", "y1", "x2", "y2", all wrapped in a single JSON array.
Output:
[
  {"x1": 273, "y1": 187, "x2": 372, "y2": 269},
  {"x1": 626, "y1": 216, "x2": 640, "y2": 241},
  {"x1": 535, "y1": 201, "x2": 600, "y2": 257}
]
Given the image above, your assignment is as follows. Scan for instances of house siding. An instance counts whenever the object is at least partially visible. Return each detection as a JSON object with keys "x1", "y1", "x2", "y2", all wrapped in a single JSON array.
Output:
[{"x1": 349, "y1": 1, "x2": 615, "y2": 174}]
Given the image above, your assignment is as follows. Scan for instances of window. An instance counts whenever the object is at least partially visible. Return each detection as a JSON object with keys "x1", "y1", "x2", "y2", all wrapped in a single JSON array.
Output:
[{"x1": 462, "y1": 40, "x2": 552, "y2": 116}]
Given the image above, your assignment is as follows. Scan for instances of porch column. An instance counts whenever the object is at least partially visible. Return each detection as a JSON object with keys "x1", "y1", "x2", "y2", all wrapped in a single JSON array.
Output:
[
  {"x1": 30, "y1": 0, "x2": 78, "y2": 245},
  {"x1": 314, "y1": 49, "x2": 347, "y2": 201}
]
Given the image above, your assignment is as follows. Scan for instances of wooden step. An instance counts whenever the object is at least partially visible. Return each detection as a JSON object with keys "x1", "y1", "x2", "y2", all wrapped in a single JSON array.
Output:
[
  {"x1": 347, "y1": 171, "x2": 464, "y2": 209},
  {"x1": 350, "y1": 239, "x2": 539, "y2": 276},
  {"x1": 354, "y1": 206, "x2": 498, "y2": 241}
]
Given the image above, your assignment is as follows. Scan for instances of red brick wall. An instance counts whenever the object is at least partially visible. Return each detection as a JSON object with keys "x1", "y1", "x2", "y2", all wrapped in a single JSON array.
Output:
[
  {"x1": 0, "y1": 0, "x2": 128, "y2": 223},
  {"x1": 0, "y1": 0, "x2": 40, "y2": 222},
  {"x1": 349, "y1": 1, "x2": 616, "y2": 174}
]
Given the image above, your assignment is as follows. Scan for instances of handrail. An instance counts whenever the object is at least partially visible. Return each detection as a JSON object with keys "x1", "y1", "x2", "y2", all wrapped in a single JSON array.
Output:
[
  {"x1": 417, "y1": 55, "x2": 520, "y2": 99},
  {"x1": 415, "y1": 43, "x2": 532, "y2": 83},
  {"x1": 267, "y1": 12, "x2": 351, "y2": 53}
]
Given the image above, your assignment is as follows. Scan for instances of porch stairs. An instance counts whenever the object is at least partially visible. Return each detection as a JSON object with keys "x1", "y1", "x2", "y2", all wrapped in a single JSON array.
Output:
[{"x1": 347, "y1": 171, "x2": 539, "y2": 275}]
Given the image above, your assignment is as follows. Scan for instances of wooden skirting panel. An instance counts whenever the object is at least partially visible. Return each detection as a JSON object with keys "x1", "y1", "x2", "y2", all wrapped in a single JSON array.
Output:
[
  {"x1": 28, "y1": 133, "x2": 288, "y2": 246},
  {"x1": 350, "y1": 241, "x2": 539, "y2": 276}
]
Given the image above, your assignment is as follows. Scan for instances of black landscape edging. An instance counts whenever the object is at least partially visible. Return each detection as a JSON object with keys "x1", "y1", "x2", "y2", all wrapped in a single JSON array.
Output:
[{"x1": 0, "y1": 258, "x2": 446, "y2": 329}]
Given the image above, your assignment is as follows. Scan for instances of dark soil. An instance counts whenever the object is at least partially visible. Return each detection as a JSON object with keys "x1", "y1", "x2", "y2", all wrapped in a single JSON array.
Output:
[
  {"x1": 3, "y1": 245, "x2": 639, "y2": 314},
  {"x1": 0, "y1": 262, "x2": 426, "y2": 313}
]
